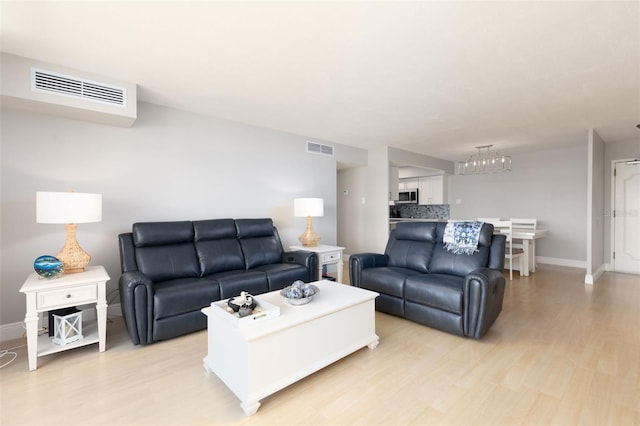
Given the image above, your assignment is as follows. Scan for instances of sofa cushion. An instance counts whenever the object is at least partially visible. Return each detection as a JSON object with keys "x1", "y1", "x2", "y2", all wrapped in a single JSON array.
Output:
[
  {"x1": 236, "y1": 218, "x2": 275, "y2": 238},
  {"x1": 405, "y1": 274, "x2": 464, "y2": 314},
  {"x1": 360, "y1": 266, "x2": 422, "y2": 298},
  {"x1": 206, "y1": 269, "x2": 269, "y2": 299},
  {"x1": 195, "y1": 240, "x2": 246, "y2": 276},
  {"x1": 427, "y1": 222, "x2": 492, "y2": 277},
  {"x1": 252, "y1": 263, "x2": 309, "y2": 291},
  {"x1": 193, "y1": 219, "x2": 237, "y2": 241},
  {"x1": 154, "y1": 278, "x2": 220, "y2": 319},
  {"x1": 385, "y1": 222, "x2": 437, "y2": 273},
  {"x1": 428, "y1": 245, "x2": 490, "y2": 278},
  {"x1": 236, "y1": 219, "x2": 283, "y2": 269},
  {"x1": 135, "y1": 243, "x2": 200, "y2": 282},
  {"x1": 132, "y1": 221, "x2": 200, "y2": 281},
  {"x1": 193, "y1": 219, "x2": 245, "y2": 275},
  {"x1": 133, "y1": 221, "x2": 194, "y2": 247}
]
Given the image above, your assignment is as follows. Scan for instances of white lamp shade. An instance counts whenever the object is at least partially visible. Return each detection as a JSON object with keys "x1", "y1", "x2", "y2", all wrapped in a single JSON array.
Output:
[
  {"x1": 37, "y1": 192, "x2": 102, "y2": 224},
  {"x1": 294, "y1": 198, "x2": 324, "y2": 217}
]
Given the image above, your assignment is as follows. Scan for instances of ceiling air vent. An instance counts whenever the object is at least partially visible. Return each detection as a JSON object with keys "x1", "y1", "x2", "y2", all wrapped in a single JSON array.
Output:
[
  {"x1": 306, "y1": 141, "x2": 334, "y2": 157},
  {"x1": 31, "y1": 68, "x2": 126, "y2": 107}
]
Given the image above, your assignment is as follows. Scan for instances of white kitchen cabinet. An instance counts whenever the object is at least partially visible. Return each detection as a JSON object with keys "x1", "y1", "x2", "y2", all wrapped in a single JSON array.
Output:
[
  {"x1": 418, "y1": 175, "x2": 444, "y2": 204},
  {"x1": 399, "y1": 178, "x2": 419, "y2": 190}
]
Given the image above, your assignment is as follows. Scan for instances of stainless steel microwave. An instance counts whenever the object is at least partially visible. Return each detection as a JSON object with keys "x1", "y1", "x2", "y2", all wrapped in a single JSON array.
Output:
[{"x1": 397, "y1": 189, "x2": 418, "y2": 204}]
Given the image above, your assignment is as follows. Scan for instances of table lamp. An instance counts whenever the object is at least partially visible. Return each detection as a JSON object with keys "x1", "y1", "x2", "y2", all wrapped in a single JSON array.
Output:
[
  {"x1": 36, "y1": 191, "x2": 102, "y2": 273},
  {"x1": 294, "y1": 198, "x2": 324, "y2": 247}
]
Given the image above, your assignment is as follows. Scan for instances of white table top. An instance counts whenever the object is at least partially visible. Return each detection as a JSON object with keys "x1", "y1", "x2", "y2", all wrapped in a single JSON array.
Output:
[
  {"x1": 20, "y1": 265, "x2": 110, "y2": 293},
  {"x1": 511, "y1": 229, "x2": 548, "y2": 239},
  {"x1": 289, "y1": 244, "x2": 345, "y2": 253},
  {"x1": 202, "y1": 281, "x2": 378, "y2": 341}
]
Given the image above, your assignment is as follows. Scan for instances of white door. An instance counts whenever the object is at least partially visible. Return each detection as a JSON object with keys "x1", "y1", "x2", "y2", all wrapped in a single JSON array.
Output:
[{"x1": 614, "y1": 161, "x2": 640, "y2": 274}]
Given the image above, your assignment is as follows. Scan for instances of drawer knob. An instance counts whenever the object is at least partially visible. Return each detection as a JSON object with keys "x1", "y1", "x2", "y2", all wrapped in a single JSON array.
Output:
[{"x1": 66, "y1": 294, "x2": 72, "y2": 299}]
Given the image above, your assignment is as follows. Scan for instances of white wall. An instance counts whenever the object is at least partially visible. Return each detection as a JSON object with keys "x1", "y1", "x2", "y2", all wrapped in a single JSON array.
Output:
[
  {"x1": 0, "y1": 103, "x2": 342, "y2": 325},
  {"x1": 449, "y1": 143, "x2": 589, "y2": 265}
]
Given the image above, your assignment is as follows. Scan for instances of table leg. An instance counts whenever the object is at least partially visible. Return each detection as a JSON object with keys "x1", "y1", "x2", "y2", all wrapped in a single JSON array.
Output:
[
  {"x1": 96, "y1": 303, "x2": 107, "y2": 352},
  {"x1": 241, "y1": 400, "x2": 261, "y2": 416},
  {"x1": 522, "y1": 242, "x2": 530, "y2": 276},
  {"x1": 96, "y1": 283, "x2": 108, "y2": 352},
  {"x1": 24, "y1": 293, "x2": 38, "y2": 371},
  {"x1": 531, "y1": 240, "x2": 536, "y2": 273},
  {"x1": 25, "y1": 313, "x2": 39, "y2": 371},
  {"x1": 317, "y1": 263, "x2": 323, "y2": 281},
  {"x1": 337, "y1": 259, "x2": 344, "y2": 283}
]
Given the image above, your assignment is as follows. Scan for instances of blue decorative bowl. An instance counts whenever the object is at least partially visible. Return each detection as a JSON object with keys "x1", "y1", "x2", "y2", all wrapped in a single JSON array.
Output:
[{"x1": 34, "y1": 255, "x2": 64, "y2": 279}]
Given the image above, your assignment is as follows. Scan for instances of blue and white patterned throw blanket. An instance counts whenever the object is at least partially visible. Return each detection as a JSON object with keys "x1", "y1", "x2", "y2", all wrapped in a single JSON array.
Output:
[{"x1": 443, "y1": 221, "x2": 483, "y2": 255}]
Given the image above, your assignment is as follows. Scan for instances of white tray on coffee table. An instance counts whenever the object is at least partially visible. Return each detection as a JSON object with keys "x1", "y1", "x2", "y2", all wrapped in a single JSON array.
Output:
[{"x1": 208, "y1": 296, "x2": 280, "y2": 327}]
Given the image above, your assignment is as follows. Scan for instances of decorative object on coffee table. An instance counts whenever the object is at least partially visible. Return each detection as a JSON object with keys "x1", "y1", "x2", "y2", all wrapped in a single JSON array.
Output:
[
  {"x1": 210, "y1": 296, "x2": 280, "y2": 327},
  {"x1": 33, "y1": 255, "x2": 64, "y2": 279},
  {"x1": 294, "y1": 197, "x2": 324, "y2": 247},
  {"x1": 280, "y1": 280, "x2": 319, "y2": 305},
  {"x1": 227, "y1": 291, "x2": 257, "y2": 317}
]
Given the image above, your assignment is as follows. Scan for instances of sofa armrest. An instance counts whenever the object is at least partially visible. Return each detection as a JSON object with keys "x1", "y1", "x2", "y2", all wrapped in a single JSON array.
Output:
[
  {"x1": 119, "y1": 271, "x2": 155, "y2": 346},
  {"x1": 349, "y1": 253, "x2": 388, "y2": 287},
  {"x1": 282, "y1": 251, "x2": 318, "y2": 282},
  {"x1": 463, "y1": 268, "x2": 506, "y2": 339}
]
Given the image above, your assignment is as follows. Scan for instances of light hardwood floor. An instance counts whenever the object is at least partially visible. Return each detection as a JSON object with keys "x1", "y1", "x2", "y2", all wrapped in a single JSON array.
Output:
[{"x1": 1, "y1": 265, "x2": 639, "y2": 425}]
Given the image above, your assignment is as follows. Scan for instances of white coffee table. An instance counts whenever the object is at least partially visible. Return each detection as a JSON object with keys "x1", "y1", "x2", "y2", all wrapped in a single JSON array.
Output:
[{"x1": 201, "y1": 280, "x2": 379, "y2": 415}]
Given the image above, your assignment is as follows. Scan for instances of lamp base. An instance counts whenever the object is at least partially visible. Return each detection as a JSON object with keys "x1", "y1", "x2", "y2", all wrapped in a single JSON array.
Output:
[
  {"x1": 56, "y1": 224, "x2": 91, "y2": 274},
  {"x1": 298, "y1": 216, "x2": 321, "y2": 247}
]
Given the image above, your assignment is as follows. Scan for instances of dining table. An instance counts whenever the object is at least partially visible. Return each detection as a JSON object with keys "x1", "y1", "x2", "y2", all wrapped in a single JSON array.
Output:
[{"x1": 508, "y1": 228, "x2": 548, "y2": 276}]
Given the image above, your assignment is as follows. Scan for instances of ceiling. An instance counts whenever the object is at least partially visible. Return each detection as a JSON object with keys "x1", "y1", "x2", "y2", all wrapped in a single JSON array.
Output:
[{"x1": 1, "y1": 1, "x2": 639, "y2": 161}]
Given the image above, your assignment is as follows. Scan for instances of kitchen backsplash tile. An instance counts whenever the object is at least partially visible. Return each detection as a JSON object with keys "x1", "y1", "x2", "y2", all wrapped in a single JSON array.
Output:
[{"x1": 390, "y1": 204, "x2": 450, "y2": 219}]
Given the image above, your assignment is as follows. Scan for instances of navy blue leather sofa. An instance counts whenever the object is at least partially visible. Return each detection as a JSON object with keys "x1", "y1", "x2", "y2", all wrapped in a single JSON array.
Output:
[
  {"x1": 349, "y1": 221, "x2": 506, "y2": 339},
  {"x1": 118, "y1": 218, "x2": 316, "y2": 345}
]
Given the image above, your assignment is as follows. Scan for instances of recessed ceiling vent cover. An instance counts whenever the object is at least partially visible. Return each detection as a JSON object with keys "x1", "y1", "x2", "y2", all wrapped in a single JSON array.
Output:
[
  {"x1": 306, "y1": 141, "x2": 334, "y2": 157},
  {"x1": 32, "y1": 68, "x2": 126, "y2": 106}
]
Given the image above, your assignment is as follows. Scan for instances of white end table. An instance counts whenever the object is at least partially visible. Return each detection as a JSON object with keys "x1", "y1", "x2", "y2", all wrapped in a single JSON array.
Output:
[
  {"x1": 289, "y1": 244, "x2": 345, "y2": 283},
  {"x1": 19, "y1": 265, "x2": 110, "y2": 371}
]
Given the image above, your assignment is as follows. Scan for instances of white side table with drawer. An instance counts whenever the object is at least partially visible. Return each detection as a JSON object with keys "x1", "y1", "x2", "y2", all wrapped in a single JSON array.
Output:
[
  {"x1": 19, "y1": 265, "x2": 110, "y2": 371},
  {"x1": 289, "y1": 245, "x2": 345, "y2": 283}
]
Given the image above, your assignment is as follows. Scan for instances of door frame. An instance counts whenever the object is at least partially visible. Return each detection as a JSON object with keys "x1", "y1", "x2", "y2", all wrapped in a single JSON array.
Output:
[{"x1": 610, "y1": 158, "x2": 638, "y2": 271}]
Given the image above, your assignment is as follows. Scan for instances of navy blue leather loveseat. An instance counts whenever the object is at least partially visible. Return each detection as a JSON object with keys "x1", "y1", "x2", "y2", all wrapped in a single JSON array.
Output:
[
  {"x1": 349, "y1": 221, "x2": 506, "y2": 339},
  {"x1": 118, "y1": 218, "x2": 316, "y2": 345}
]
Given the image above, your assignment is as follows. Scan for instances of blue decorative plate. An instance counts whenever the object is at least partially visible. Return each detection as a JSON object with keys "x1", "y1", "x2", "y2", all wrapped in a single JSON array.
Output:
[{"x1": 34, "y1": 255, "x2": 64, "y2": 279}]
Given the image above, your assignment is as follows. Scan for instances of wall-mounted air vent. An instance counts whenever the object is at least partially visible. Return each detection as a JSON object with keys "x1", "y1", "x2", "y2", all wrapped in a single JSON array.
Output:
[
  {"x1": 306, "y1": 141, "x2": 334, "y2": 157},
  {"x1": 31, "y1": 68, "x2": 126, "y2": 107}
]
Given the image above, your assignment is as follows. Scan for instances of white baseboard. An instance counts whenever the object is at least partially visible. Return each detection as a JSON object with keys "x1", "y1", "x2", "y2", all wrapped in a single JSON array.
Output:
[
  {"x1": 537, "y1": 256, "x2": 587, "y2": 269},
  {"x1": 584, "y1": 264, "x2": 607, "y2": 285},
  {"x1": 0, "y1": 304, "x2": 122, "y2": 343}
]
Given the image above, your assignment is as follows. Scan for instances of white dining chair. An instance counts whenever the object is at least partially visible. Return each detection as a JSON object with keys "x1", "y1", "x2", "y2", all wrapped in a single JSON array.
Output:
[
  {"x1": 493, "y1": 220, "x2": 525, "y2": 280},
  {"x1": 510, "y1": 218, "x2": 537, "y2": 273},
  {"x1": 477, "y1": 217, "x2": 501, "y2": 224}
]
